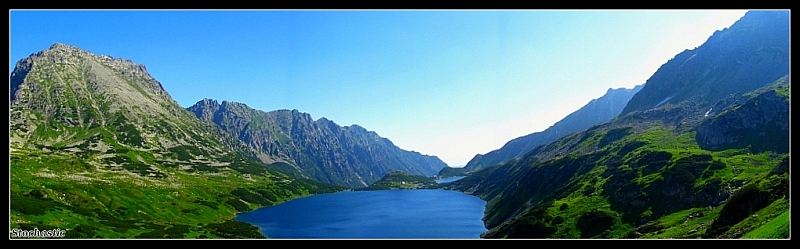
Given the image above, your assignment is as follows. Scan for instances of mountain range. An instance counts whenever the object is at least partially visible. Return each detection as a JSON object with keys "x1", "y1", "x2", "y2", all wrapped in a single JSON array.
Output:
[
  {"x1": 9, "y1": 10, "x2": 790, "y2": 239},
  {"x1": 445, "y1": 10, "x2": 789, "y2": 239},
  {"x1": 462, "y1": 84, "x2": 644, "y2": 173},
  {"x1": 8, "y1": 42, "x2": 435, "y2": 238},
  {"x1": 187, "y1": 99, "x2": 446, "y2": 188}
]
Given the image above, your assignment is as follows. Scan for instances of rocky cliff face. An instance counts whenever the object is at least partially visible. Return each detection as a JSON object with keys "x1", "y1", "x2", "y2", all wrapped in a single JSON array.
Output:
[
  {"x1": 12, "y1": 43, "x2": 173, "y2": 117},
  {"x1": 9, "y1": 43, "x2": 270, "y2": 175},
  {"x1": 696, "y1": 76, "x2": 789, "y2": 153},
  {"x1": 621, "y1": 10, "x2": 789, "y2": 117},
  {"x1": 464, "y1": 84, "x2": 643, "y2": 172},
  {"x1": 188, "y1": 99, "x2": 447, "y2": 188}
]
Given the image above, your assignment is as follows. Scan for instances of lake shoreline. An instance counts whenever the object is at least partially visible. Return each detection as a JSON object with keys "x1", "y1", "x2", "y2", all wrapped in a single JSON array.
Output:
[{"x1": 236, "y1": 188, "x2": 488, "y2": 239}]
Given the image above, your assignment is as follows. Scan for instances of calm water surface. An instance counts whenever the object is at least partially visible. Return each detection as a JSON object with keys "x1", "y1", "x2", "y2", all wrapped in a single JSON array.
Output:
[{"x1": 236, "y1": 189, "x2": 487, "y2": 239}]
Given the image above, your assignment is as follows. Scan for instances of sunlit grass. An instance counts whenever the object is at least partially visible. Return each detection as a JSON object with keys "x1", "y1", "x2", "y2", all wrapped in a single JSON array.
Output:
[
  {"x1": 10, "y1": 147, "x2": 338, "y2": 238},
  {"x1": 727, "y1": 198, "x2": 789, "y2": 239},
  {"x1": 742, "y1": 209, "x2": 789, "y2": 239}
]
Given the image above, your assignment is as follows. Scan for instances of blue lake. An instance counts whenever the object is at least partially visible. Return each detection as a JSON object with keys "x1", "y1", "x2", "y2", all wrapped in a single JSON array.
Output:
[{"x1": 236, "y1": 189, "x2": 487, "y2": 239}]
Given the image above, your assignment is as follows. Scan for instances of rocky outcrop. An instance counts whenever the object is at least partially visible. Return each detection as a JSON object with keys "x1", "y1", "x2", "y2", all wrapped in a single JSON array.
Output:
[
  {"x1": 188, "y1": 99, "x2": 447, "y2": 188},
  {"x1": 9, "y1": 43, "x2": 277, "y2": 177},
  {"x1": 622, "y1": 11, "x2": 789, "y2": 117},
  {"x1": 696, "y1": 80, "x2": 789, "y2": 153}
]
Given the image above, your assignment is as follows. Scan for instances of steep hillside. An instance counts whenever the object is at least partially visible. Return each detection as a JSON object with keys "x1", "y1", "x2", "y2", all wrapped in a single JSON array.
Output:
[
  {"x1": 621, "y1": 10, "x2": 789, "y2": 117},
  {"x1": 464, "y1": 84, "x2": 643, "y2": 172},
  {"x1": 187, "y1": 99, "x2": 447, "y2": 188},
  {"x1": 10, "y1": 43, "x2": 342, "y2": 238},
  {"x1": 695, "y1": 75, "x2": 789, "y2": 154},
  {"x1": 447, "y1": 10, "x2": 789, "y2": 239}
]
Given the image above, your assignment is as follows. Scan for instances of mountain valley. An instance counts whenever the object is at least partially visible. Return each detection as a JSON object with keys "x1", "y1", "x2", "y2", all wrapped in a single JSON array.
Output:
[{"x1": 9, "y1": 10, "x2": 790, "y2": 239}]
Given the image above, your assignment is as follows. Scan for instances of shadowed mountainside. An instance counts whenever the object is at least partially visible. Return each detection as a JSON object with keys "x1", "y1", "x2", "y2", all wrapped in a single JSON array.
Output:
[
  {"x1": 188, "y1": 99, "x2": 447, "y2": 188},
  {"x1": 446, "y1": 10, "x2": 789, "y2": 239},
  {"x1": 463, "y1": 84, "x2": 644, "y2": 172}
]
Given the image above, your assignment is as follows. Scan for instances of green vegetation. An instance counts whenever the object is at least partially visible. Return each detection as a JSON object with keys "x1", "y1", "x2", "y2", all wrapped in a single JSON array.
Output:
[
  {"x1": 359, "y1": 171, "x2": 438, "y2": 190},
  {"x1": 741, "y1": 208, "x2": 789, "y2": 239},
  {"x1": 11, "y1": 29, "x2": 791, "y2": 240},
  {"x1": 9, "y1": 47, "x2": 345, "y2": 238},
  {"x1": 186, "y1": 100, "x2": 448, "y2": 188},
  {"x1": 449, "y1": 121, "x2": 788, "y2": 239},
  {"x1": 10, "y1": 149, "x2": 343, "y2": 238},
  {"x1": 437, "y1": 166, "x2": 468, "y2": 178},
  {"x1": 576, "y1": 209, "x2": 616, "y2": 238}
]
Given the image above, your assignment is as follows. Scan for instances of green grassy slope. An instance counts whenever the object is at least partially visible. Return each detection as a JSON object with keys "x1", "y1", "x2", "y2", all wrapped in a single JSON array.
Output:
[
  {"x1": 9, "y1": 43, "x2": 344, "y2": 238},
  {"x1": 448, "y1": 79, "x2": 789, "y2": 239}
]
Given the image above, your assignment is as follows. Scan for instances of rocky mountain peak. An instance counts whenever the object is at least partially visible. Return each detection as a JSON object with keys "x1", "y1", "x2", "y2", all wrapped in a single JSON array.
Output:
[
  {"x1": 11, "y1": 43, "x2": 172, "y2": 117},
  {"x1": 464, "y1": 83, "x2": 643, "y2": 171},
  {"x1": 201, "y1": 98, "x2": 220, "y2": 106},
  {"x1": 47, "y1": 42, "x2": 82, "y2": 53},
  {"x1": 620, "y1": 10, "x2": 788, "y2": 117},
  {"x1": 188, "y1": 98, "x2": 223, "y2": 122},
  {"x1": 186, "y1": 100, "x2": 447, "y2": 187}
]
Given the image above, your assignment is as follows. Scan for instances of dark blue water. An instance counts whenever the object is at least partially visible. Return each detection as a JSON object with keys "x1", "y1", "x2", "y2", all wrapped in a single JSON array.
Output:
[{"x1": 236, "y1": 189, "x2": 487, "y2": 239}]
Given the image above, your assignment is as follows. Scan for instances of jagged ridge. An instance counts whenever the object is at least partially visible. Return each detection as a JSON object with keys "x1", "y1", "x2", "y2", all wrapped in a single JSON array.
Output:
[
  {"x1": 10, "y1": 43, "x2": 343, "y2": 238},
  {"x1": 446, "y1": 10, "x2": 789, "y2": 239},
  {"x1": 188, "y1": 98, "x2": 447, "y2": 188},
  {"x1": 463, "y1": 84, "x2": 643, "y2": 172}
]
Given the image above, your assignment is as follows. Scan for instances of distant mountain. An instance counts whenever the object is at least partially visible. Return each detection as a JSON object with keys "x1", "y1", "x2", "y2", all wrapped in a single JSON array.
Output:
[
  {"x1": 10, "y1": 43, "x2": 341, "y2": 238},
  {"x1": 437, "y1": 166, "x2": 469, "y2": 178},
  {"x1": 447, "y1": 10, "x2": 789, "y2": 239},
  {"x1": 188, "y1": 99, "x2": 447, "y2": 188},
  {"x1": 463, "y1": 84, "x2": 643, "y2": 172}
]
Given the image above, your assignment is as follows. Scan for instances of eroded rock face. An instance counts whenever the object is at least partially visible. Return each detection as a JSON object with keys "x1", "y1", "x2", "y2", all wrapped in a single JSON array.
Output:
[
  {"x1": 622, "y1": 11, "x2": 789, "y2": 117},
  {"x1": 696, "y1": 88, "x2": 789, "y2": 153},
  {"x1": 9, "y1": 43, "x2": 275, "y2": 177},
  {"x1": 188, "y1": 99, "x2": 447, "y2": 188}
]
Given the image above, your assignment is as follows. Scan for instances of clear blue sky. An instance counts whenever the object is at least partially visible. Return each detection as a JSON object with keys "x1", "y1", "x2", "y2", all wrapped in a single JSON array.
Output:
[{"x1": 10, "y1": 10, "x2": 749, "y2": 166}]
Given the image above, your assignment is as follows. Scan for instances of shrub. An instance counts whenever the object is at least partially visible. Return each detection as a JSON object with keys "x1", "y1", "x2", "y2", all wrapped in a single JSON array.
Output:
[
  {"x1": 204, "y1": 220, "x2": 264, "y2": 238},
  {"x1": 256, "y1": 189, "x2": 279, "y2": 202},
  {"x1": 552, "y1": 216, "x2": 564, "y2": 225},
  {"x1": 598, "y1": 127, "x2": 633, "y2": 148},
  {"x1": 225, "y1": 199, "x2": 249, "y2": 212},
  {"x1": 64, "y1": 224, "x2": 97, "y2": 238},
  {"x1": 136, "y1": 228, "x2": 167, "y2": 238},
  {"x1": 634, "y1": 151, "x2": 672, "y2": 175},
  {"x1": 10, "y1": 193, "x2": 57, "y2": 215},
  {"x1": 194, "y1": 199, "x2": 219, "y2": 210},
  {"x1": 507, "y1": 217, "x2": 556, "y2": 238},
  {"x1": 618, "y1": 141, "x2": 647, "y2": 156},
  {"x1": 576, "y1": 210, "x2": 616, "y2": 238},
  {"x1": 231, "y1": 188, "x2": 272, "y2": 206},
  {"x1": 707, "y1": 184, "x2": 770, "y2": 236},
  {"x1": 664, "y1": 165, "x2": 696, "y2": 187},
  {"x1": 164, "y1": 224, "x2": 190, "y2": 238}
]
